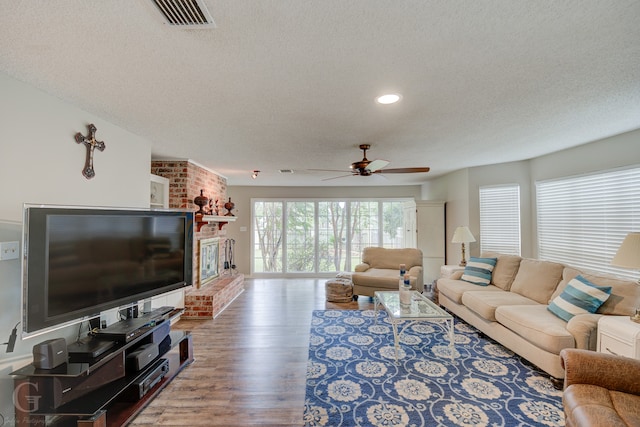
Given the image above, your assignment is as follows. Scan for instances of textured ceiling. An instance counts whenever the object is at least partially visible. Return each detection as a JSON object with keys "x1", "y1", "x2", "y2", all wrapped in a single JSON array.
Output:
[{"x1": 1, "y1": 0, "x2": 639, "y2": 186}]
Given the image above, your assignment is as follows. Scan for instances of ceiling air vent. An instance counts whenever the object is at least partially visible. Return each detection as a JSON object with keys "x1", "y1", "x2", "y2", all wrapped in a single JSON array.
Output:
[
  {"x1": 151, "y1": 0, "x2": 215, "y2": 28},
  {"x1": 279, "y1": 169, "x2": 295, "y2": 174}
]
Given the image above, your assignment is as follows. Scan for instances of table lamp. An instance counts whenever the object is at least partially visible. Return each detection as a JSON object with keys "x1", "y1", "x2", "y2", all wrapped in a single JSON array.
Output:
[
  {"x1": 452, "y1": 226, "x2": 476, "y2": 267},
  {"x1": 611, "y1": 232, "x2": 640, "y2": 284}
]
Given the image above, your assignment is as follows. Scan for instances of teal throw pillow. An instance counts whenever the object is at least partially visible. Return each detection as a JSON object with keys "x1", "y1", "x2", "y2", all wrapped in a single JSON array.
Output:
[
  {"x1": 547, "y1": 275, "x2": 611, "y2": 322},
  {"x1": 461, "y1": 257, "x2": 497, "y2": 286}
]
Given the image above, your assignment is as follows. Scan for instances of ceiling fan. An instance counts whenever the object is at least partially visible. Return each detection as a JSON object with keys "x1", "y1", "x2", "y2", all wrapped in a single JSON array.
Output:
[{"x1": 312, "y1": 144, "x2": 430, "y2": 180}]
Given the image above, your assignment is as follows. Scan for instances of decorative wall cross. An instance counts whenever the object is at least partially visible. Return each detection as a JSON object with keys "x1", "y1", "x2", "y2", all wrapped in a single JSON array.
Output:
[{"x1": 75, "y1": 123, "x2": 106, "y2": 179}]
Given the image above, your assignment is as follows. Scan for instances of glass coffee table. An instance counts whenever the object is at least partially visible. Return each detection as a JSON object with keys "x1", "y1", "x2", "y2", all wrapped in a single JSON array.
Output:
[{"x1": 374, "y1": 290, "x2": 455, "y2": 363}]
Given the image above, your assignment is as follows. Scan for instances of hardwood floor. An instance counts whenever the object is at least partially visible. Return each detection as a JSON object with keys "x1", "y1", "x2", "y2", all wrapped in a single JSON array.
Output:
[{"x1": 131, "y1": 278, "x2": 373, "y2": 426}]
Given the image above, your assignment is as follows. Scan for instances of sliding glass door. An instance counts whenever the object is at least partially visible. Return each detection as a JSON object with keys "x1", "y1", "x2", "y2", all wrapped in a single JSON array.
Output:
[
  {"x1": 286, "y1": 201, "x2": 315, "y2": 273},
  {"x1": 252, "y1": 198, "x2": 412, "y2": 276},
  {"x1": 253, "y1": 201, "x2": 283, "y2": 273},
  {"x1": 318, "y1": 201, "x2": 348, "y2": 272}
]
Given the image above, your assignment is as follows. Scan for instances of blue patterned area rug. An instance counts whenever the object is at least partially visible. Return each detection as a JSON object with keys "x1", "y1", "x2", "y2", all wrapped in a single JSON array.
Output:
[{"x1": 303, "y1": 310, "x2": 564, "y2": 427}]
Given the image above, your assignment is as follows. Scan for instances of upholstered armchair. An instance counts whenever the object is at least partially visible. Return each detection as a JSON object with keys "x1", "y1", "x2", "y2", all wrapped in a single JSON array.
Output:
[
  {"x1": 560, "y1": 348, "x2": 640, "y2": 426},
  {"x1": 351, "y1": 247, "x2": 423, "y2": 297}
]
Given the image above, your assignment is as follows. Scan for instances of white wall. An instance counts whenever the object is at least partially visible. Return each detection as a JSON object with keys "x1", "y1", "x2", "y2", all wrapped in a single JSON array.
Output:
[
  {"x1": 422, "y1": 168, "x2": 471, "y2": 264},
  {"x1": 225, "y1": 185, "x2": 422, "y2": 276},
  {"x1": 0, "y1": 74, "x2": 151, "y2": 220},
  {"x1": 0, "y1": 72, "x2": 153, "y2": 421},
  {"x1": 530, "y1": 130, "x2": 640, "y2": 182}
]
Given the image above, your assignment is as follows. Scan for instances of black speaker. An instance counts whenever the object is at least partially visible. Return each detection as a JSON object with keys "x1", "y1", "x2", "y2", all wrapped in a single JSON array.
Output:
[
  {"x1": 33, "y1": 338, "x2": 68, "y2": 369},
  {"x1": 126, "y1": 343, "x2": 159, "y2": 372},
  {"x1": 149, "y1": 321, "x2": 170, "y2": 344}
]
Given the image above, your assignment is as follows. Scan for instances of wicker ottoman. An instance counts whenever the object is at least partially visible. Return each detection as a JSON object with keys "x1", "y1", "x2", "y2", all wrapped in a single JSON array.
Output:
[{"x1": 325, "y1": 278, "x2": 354, "y2": 302}]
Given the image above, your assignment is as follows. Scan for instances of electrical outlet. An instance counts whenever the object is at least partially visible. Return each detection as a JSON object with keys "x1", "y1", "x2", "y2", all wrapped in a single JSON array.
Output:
[{"x1": 0, "y1": 241, "x2": 19, "y2": 260}]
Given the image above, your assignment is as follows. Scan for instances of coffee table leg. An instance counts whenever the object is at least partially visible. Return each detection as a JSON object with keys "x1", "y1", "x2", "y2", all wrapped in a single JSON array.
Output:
[
  {"x1": 392, "y1": 321, "x2": 400, "y2": 363},
  {"x1": 374, "y1": 297, "x2": 379, "y2": 324},
  {"x1": 448, "y1": 318, "x2": 455, "y2": 361}
]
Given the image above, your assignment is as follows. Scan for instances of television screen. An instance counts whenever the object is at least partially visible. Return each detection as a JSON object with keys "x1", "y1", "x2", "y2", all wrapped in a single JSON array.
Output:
[{"x1": 23, "y1": 206, "x2": 194, "y2": 335}]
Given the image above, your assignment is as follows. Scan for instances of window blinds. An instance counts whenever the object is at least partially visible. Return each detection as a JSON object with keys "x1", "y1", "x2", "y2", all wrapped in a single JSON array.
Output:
[
  {"x1": 479, "y1": 185, "x2": 521, "y2": 255},
  {"x1": 536, "y1": 166, "x2": 640, "y2": 280}
]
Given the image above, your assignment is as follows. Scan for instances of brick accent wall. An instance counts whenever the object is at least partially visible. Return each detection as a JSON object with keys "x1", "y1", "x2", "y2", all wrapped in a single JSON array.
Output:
[
  {"x1": 151, "y1": 160, "x2": 244, "y2": 319},
  {"x1": 151, "y1": 160, "x2": 230, "y2": 289},
  {"x1": 151, "y1": 160, "x2": 227, "y2": 211}
]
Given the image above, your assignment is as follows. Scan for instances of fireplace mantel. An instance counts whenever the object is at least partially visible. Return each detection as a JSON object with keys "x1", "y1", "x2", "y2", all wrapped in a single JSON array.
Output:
[{"x1": 195, "y1": 214, "x2": 237, "y2": 232}]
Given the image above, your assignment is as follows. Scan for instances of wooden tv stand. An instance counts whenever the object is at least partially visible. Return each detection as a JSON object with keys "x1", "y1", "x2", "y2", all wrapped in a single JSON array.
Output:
[{"x1": 11, "y1": 312, "x2": 193, "y2": 427}]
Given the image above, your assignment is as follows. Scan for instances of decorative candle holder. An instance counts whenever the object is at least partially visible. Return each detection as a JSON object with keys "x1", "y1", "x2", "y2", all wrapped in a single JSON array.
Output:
[
  {"x1": 224, "y1": 197, "x2": 235, "y2": 216},
  {"x1": 194, "y1": 190, "x2": 209, "y2": 215}
]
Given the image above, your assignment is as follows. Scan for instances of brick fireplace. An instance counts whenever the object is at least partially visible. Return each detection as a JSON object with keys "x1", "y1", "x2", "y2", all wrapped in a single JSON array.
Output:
[{"x1": 151, "y1": 160, "x2": 243, "y2": 318}]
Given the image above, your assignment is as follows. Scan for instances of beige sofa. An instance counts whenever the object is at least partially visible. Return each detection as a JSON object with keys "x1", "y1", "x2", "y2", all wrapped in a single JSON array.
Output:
[
  {"x1": 437, "y1": 254, "x2": 640, "y2": 379},
  {"x1": 352, "y1": 247, "x2": 423, "y2": 297}
]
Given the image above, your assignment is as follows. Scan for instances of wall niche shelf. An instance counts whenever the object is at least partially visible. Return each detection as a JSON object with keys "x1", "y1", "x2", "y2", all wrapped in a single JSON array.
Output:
[{"x1": 195, "y1": 214, "x2": 236, "y2": 232}]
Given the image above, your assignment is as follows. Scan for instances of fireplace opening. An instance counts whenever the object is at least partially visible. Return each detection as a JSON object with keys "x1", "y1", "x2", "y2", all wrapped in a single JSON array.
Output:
[{"x1": 199, "y1": 237, "x2": 220, "y2": 287}]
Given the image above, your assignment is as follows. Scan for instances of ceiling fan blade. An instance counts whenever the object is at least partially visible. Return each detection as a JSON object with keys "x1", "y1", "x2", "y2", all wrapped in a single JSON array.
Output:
[
  {"x1": 308, "y1": 168, "x2": 353, "y2": 173},
  {"x1": 322, "y1": 174, "x2": 355, "y2": 181},
  {"x1": 366, "y1": 159, "x2": 390, "y2": 172},
  {"x1": 374, "y1": 167, "x2": 430, "y2": 174}
]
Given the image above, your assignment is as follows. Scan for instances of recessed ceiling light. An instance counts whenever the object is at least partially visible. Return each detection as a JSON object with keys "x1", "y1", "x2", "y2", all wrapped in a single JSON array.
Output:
[{"x1": 376, "y1": 93, "x2": 401, "y2": 104}]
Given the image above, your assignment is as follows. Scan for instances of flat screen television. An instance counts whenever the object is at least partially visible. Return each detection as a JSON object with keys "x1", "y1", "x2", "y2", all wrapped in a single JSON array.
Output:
[{"x1": 22, "y1": 205, "x2": 194, "y2": 336}]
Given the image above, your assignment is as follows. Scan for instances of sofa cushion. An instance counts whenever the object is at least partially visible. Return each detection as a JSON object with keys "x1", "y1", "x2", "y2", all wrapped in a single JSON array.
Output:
[
  {"x1": 610, "y1": 390, "x2": 640, "y2": 425},
  {"x1": 482, "y1": 252, "x2": 522, "y2": 290},
  {"x1": 461, "y1": 257, "x2": 497, "y2": 286},
  {"x1": 361, "y1": 247, "x2": 422, "y2": 270},
  {"x1": 510, "y1": 258, "x2": 564, "y2": 304},
  {"x1": 563, "y1": 384, "x2": 631, "y2": 427},
  {"x1": 461, "y1": 290, "x2": 538, "y2": 321},
  {"x1": 495, "y1": 305, "x2": 575, "y2": 354},
  {"x1": 590, "y1": 274, "x2": 640, "y2": 316},
  {"x1": 437, "y1": 278, "x2": 502, "y2": 304},
  {"x1": 352, "y1": 268, "x2": 416, "y2": 290},
  {"x1": 548, "y1": 275, "x2": 611, "y2": 321},
  {"x1": 492, "y1": 254, "x2": 522, "y2": 290},
  {"x1": 549, "y1": 267, "x2": 583, "y2": 302},
  {"x1": 552, "y1": 267, "x2": 640, "y2": 316}
]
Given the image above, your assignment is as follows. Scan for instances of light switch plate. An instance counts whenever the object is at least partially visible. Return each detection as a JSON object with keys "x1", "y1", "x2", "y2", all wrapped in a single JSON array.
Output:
[{"x1": 0, "y1": 241, "x2": 20, "y2": 260}]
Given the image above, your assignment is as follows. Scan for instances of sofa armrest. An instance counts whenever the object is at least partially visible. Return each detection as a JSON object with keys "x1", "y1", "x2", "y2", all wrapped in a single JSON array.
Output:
[
  {"x1": 566, "y1": 313, "x2": 602, "y2": 350},
  {"x1": 560, "y1": 348, "x2": 640, "y2": 395},
  {"x1": 450, "y1": 270, "x2": 464, "y2": 280},
  {"x1": 408, "y1": 265, "x2": 422, "y2": 276},
  {"x1": 354, "y1": 263, "x2": 370, "y2": 272},
  {"x1": 408, "y1": 266, "x2": 423, "y2": 289}
]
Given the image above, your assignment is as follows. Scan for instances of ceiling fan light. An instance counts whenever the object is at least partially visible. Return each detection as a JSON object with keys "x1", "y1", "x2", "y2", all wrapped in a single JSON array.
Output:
[{"x1": 376, "y1": 93, "x2": 401, "y2": 104}]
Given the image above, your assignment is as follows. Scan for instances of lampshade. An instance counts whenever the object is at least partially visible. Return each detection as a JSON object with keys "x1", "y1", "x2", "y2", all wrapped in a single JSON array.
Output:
[
  {"x1": 452, "y1": 226, "x2": 476, "y2": 244},
  {"x1": 611, "y1": 232, "x2": 640, "y2": 269}
]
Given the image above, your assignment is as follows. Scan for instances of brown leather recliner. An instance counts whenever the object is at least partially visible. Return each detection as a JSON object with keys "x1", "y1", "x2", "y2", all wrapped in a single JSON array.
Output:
[{"x1": 560, "y1": 348, "x2": 640, "y2": 427}]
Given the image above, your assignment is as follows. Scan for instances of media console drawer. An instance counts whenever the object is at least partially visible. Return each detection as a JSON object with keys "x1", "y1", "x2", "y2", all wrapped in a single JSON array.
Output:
[{"x1": 597, "y1": 315, "x2": 640, "y2": 360}]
